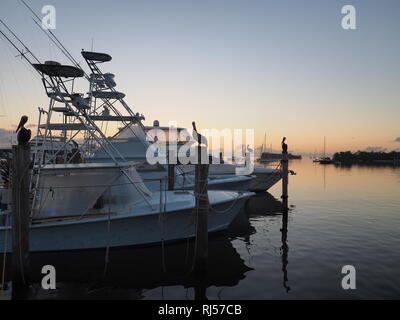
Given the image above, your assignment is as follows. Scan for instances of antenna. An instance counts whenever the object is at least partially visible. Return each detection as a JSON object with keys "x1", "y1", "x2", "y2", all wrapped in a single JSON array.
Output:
[{"x1": 264, "y1": 132, "x2": 266, "y2": 153}]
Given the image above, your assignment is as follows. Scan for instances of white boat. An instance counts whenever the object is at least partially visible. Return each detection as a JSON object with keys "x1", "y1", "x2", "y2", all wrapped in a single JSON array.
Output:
[
  {"x1": 137, "y1": 165, "x2": 255, "y2": 192},
  {"x1": 97, "y1": 121, "x2": 280, "y2": 193},
  {"x1": 80, "y1": 51, "x2": 278, "y2": 193},
  {"x1": 90, "y1": 123, "x2": 257, "y2": 192},
  {"x1": 0, "y1": 57, "x2": 252, "y2": 253},
  {"x1": 0, "y1": 35, "x2": 255, "y2": 253},
  {"x1": 144, "y1": 122, "x2": 282, "y2": 192},
  {"x1": 0, "y1": 162, "x2": 253, "y2": 252},
  {"x1": 178, "y1": 162, "x2": 281, "y2": 192}
]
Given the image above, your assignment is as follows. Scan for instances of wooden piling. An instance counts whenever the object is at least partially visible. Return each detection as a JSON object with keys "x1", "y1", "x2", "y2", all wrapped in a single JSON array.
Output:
[
  {"x1": 194, "y1": 280, "x2": 207, "y2": 300},
  {"x1": 280, "y1": 208, "x2": 290, "y2": 292},
  {"x1": 281, "y1": 138, "x2": 289, "y2": 211},
  {"x1": 280, "y1": 137, "x2": 290, "y2": 291},
  {"x1": 11, "y1": 145, "x2": 31, "y2": 299},
  {"x1": 167, "y1": 149, "x2": 175, "y2": 191},
  {"x1": 194, "y1": 146, "x2": 209, "y2": 275}
]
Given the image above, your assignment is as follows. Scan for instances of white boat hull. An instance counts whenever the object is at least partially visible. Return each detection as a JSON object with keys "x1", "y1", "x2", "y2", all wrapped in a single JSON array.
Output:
[
  {"x1": 208, "y1": 175, "x2": 254, "y2": 191},
  {"x1": 140, "y1": 170, "x2": 254, "y2": 193},
  {"x1": 249, "y1": 171, "x2": 282, "y2": 192},
  {"x1": 0, "y1": 191, "x2": 252, "y2": 252},
  {"x1": 178, "y1": 163, "x2": 282, "y2": 193}
]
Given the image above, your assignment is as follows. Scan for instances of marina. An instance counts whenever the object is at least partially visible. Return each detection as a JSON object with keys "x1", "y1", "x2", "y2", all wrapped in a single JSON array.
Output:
[
  {"x1": 1, "y1": 159, "x2": 399, "y2": 299},
  {"x1": 0, "y1": 0, "x2": 399, "y2": 304},
  {"x1": 0, "y1": 3, "x2": 281, "y2": 298}
]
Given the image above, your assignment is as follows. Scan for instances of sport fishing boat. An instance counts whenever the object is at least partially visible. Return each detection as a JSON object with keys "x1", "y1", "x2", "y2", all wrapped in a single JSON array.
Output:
[
  {"x1": 113, "y1": 120, "x2": 281, "y2": 193},
  {"x1": 78, "y1": 50, "x2": 256, "y2": 192},
  {"x1": 0, "y1": 161, "x2": 252, "y2": 252},
  {"x1": 0, "y1": 33, "x2": 253, "y2": 251}
]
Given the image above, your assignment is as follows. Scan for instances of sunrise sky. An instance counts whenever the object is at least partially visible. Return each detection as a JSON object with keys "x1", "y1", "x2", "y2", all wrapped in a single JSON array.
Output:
[{"x1": 0, "y1": 0, "x2": 399, "y2": 154}]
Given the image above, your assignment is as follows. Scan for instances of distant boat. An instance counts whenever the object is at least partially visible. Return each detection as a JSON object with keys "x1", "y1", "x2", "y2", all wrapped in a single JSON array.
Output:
[
  {"x1": 315, "y1": 136, "x2": 334, "y2": 164},
  {"x1": 258, "y1": 152, "x2": 302, "y2": 162},
  {"x1": 318, "y1": 157, "x2": 334, "y2": 164}
]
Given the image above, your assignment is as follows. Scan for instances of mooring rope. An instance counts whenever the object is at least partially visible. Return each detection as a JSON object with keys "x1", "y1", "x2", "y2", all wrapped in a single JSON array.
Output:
[
  {"x1": 16, "y1": 160, "x2": 32, "y2": 286},
  {"x1": 102, "y1": 186, "x2": 112, "y2": 279},
  {"x1": 1, "y1": 213, "x2": 9, "y2": 297},
  {"x1": 158, "y1": 179, "x2": 167, "y2": 273}
]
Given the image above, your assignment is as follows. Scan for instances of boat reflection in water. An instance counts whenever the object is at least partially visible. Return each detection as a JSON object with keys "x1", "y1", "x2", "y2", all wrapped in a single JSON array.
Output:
[
  {"x1": 1, "y1": 192, "x2": 292, "y2": 300},
  {"x1": 2, "y1": 235, "x2": 252, "y2": 299},
  {"x1": 245, "y1": 192, "x2": 286, "y2": 217}
]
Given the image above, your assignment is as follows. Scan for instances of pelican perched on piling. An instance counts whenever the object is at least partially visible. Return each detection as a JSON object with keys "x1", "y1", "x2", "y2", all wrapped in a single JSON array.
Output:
[
  {"x1": 16, "y1": 115, "x2": 31, "y2": 145},
  {"x1": 281, "y1": 137, "x2": 288, "y2": 153},
  {"x1": 192, "y1": 121, "x2": 208, "y2": 146}
]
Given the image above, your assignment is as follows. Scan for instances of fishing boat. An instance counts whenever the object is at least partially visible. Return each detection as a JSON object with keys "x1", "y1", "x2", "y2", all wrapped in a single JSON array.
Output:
[
  {"x1": 77, "y1": 52, "x2": 257, "y2": 192},
  {"x1": 114, "y1": 121, "x2": 281, "y2": 193},
  {"x1": 91, "y1": 122, "x2": 255, "y2": 192},
  {"x1": 0, "y1": 37, "x2": 253, "y2": 252},
  {"x1": 258, "y1": 152, "x2": 302, "y2": 162},
  {"x1": 0, "y1": 161, "x2": 252, "y2": 252}
]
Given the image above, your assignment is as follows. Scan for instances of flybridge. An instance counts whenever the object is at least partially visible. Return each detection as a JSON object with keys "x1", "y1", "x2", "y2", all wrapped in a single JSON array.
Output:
[{"x1": 81, "y1": 51, "x2": 112, "y2": 62}]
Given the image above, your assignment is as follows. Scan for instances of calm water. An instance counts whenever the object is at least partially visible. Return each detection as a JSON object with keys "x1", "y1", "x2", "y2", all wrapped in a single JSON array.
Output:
[{"x1": 1, "y1": 159, "x2": 400, "y2": 299}]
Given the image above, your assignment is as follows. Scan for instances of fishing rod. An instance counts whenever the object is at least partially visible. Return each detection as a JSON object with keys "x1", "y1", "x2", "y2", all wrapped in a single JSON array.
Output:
[
  {"x1": 19, "y1": 0, "x2": 82, "y2": 70},
  {"x1": 30, "y1": 18, "x2": 89, "y2": 78},
  {"x1": 19, "y1": 1, "x2": 145, "y2": 120},
  {"x1": 0, "y1": 20, "x2": 155, "y2": 209},
  {"x1": 16, "y1": 2, "x2": 190, "y2": 178},
  {"x1": 17, "y1": 3, "x2": 147, "y2": 134},
  {"x1": 19, "y1": 3, "x2": 160, "y2": 152}
]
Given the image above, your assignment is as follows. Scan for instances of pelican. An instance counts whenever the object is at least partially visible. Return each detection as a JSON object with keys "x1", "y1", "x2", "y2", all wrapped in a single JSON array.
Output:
[
  {"x1": 281, "y1": 137, "x2": 288, "y2": 153},
  {"x1": 16, "y1": 115, "x2": 31, "y2": 145},
  {"x1": 192, "y1": 121, "x2": 208, "y2": 147}
]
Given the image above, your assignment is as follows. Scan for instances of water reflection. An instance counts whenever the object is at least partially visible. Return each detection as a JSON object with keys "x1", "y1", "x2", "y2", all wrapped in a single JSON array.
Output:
[
  {"x1": 2, "y1": 191, "x2": 294, "y2": 300},
  {"x1": 238, "y1": 192, "x2": 292, "y2": 293},
  {"x1": 280, "y1": 209, "x2": 290, "y2": 293},
  {"x1": 334, "y1": 162, "x2": 400, "y2": 169},
  {"x1": 1, "y1": 235, "x2": 252, "y2": 300},
  {"x1": 3, "y1": 159, "x2": 400, "y2": 299},
  {"x1": 246, "y1": 192, "x2": 285, "y2": 217}
]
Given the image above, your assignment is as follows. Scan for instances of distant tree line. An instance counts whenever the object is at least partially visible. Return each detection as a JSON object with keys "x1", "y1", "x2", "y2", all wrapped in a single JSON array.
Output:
[{"x1": 333, "y1": 151, "x2": 400, "y2": 163}]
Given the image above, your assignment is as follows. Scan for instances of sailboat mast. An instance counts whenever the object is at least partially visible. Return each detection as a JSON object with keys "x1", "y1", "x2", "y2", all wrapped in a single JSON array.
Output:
[
  {"x1": 264, "y1": 133, "x2": 266, "y2": 153},
  {"x1": 231, "y1": 136, "x2": 234, "y2": 161}
]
